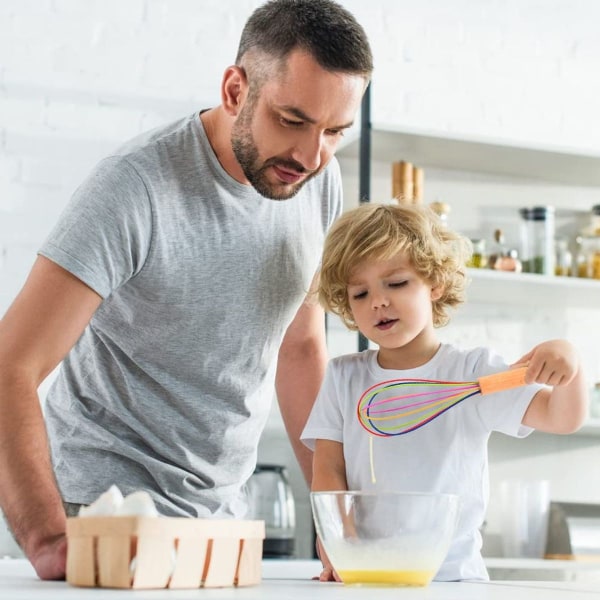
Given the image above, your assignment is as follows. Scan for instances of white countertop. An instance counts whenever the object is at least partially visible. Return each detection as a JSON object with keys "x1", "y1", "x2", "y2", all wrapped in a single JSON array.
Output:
[{"x1": 2, "y1": 559, "x2": 600, "y2": 599}]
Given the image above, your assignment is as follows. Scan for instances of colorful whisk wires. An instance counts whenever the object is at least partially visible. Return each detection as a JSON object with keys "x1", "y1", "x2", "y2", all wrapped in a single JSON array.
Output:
[{"x1": 357, "y1": 377, "x2": 481, "y2": 436}]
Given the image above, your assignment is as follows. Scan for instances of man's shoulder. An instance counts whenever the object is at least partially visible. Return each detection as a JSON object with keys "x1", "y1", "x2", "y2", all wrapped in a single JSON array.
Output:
[{"x1": 117, "y1": 113, "x2": 195, "y2": 153}]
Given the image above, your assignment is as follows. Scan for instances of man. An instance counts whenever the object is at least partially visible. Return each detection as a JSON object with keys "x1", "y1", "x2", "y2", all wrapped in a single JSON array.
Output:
[{"x1": 0, "y1": 0, "x2": 372, "y2": 581}]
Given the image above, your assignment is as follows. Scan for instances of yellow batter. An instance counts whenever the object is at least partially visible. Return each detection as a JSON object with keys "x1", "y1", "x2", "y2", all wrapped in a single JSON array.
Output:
[{"x1": 338, "y1": 569, "x2": 434, "y2": 586}]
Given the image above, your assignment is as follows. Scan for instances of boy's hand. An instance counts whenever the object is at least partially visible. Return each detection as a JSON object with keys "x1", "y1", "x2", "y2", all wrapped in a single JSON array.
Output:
[
  {"x1": 314, "y1": 536, "x2": 341, "y2": 582},
  {"x1": 512, "y1": 339, "x2": 579, "y2": 387}
]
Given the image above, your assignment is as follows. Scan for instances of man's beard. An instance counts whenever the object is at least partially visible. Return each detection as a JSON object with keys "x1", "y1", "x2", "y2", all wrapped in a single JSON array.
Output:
[{"x1": 231, "y1": 105, "x2": 318, "y2": 201}]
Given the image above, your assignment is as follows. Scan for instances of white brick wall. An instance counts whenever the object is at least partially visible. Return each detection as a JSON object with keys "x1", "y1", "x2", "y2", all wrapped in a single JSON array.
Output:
[{"x1": 1, "y1": 0, "x2": 599, "y2": 558}]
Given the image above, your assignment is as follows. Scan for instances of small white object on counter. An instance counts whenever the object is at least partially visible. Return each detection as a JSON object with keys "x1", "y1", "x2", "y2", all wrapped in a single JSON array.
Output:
[{"x1": 77, "y1": 485, "x2": 158, "y2": 517}]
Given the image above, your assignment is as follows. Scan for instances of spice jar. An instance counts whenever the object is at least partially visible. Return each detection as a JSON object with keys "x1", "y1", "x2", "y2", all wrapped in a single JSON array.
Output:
[
  {"x1": 519, "y1": 206, "x2": 555, "y2": 275},
  {"x1": 554, "y1": 237, "x2": 572, "y2": 277},
  {"x1": 429, "y1": 201, "x2": 450, "y2": 227},
  {"x1": 590, "y1": 382, "x2": 600, "y2": 420},
  {"x1": 467, "y1": 239, "x2": 487, "y2": 268},
  {"x1": 494, "y1": 248, "x2": 522, "y2": 272},
  {"x1": 577, "y1": 205, "x2": 600, "y2": 280}
]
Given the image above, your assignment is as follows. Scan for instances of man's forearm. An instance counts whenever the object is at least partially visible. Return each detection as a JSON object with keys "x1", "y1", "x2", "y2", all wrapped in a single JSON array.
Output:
[
  {"x1": 275, "y1": 342, "x2": 327, "y2": 486},
  {"x1": 0, "y1": 374, "x2": 66, "y2": 561}
]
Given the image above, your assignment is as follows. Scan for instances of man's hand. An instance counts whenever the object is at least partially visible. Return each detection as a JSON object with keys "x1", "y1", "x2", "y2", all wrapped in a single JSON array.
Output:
[{"x1": 29, "y1": 533, "x2": 67, "y2": 581}]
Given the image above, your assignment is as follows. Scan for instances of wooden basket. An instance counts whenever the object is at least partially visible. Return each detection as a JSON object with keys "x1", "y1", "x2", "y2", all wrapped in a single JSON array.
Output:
[{"x1": 66, "y1": 516, "x2": 265, "y2": 589}]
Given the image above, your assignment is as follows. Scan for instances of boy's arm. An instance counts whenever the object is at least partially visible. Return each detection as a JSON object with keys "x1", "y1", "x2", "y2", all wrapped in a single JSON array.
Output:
[
  {"x1": 311, "y1": 439, "x2": 347, "y2": 582},
  {"x1": 518, "y1": 340, "x2": 589, "y2": 433},
  {"x1": 312, "y1": 439, "x2": 347, "y2": 491}
]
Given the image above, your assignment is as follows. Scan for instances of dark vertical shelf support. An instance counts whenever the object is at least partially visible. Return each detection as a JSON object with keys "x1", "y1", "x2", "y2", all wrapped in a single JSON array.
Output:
[
  {"x1": 359, "y1": 83, "x2": 371, "y2": 204},
  {"x1": 358, "y1": 83, "x2": 371, "y2": 352}
]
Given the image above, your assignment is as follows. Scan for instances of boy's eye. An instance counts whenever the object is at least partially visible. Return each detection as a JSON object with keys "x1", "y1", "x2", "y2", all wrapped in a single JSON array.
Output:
[
  {"x1": 351, "y1": 290, "x2": 367, "y2": 300},
  {"x1": 389, "y1": 280, "x2": 408, "y2": 288}
]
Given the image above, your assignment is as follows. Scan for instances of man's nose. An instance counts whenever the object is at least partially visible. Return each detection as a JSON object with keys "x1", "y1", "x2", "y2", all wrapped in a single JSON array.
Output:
[{"x1": 291, "y1": 132, "x2": 324, "y2": 172}]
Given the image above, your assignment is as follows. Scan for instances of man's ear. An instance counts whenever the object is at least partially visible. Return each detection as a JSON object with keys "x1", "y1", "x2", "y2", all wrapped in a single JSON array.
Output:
[{"x1": 221, "y1": 65, "x2": 248, "y2": 117}]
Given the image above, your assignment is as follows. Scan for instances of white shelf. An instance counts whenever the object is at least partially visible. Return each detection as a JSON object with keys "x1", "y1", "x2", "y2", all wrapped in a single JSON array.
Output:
[
  {"x1": 338, "y1": 124, "x2": 600, "y2": 186},
  {"x1": 465, "y1": 268, "x2": 600, "y2": 308}
]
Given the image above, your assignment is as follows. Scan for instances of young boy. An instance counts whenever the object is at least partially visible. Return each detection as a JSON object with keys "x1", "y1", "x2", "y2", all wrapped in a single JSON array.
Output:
[{"x1": 301, "y1": 202, "x2": 588, "y2": 582}]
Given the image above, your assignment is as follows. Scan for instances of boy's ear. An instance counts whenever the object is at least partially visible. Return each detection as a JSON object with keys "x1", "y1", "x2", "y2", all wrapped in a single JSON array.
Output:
[
  {"x1": 431, "y1": 285, "x2": 443, "y2": 301},
  {"x1": 221, "y1": 65, "x2": 249, "y2": 117}
]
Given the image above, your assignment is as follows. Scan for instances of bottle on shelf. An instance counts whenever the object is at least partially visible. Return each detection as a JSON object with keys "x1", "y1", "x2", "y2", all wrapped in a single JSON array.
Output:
[
  {"x1": 429, "y1": 201, "x2": 450, "y2": 227},
  {"x1": 590, "y1": 382, "x2": 600, "y2": 420},
  {"x1": 495, "y1": 248, "x2": 522, "y2": 272},
  {"x1": 554, "y1": 237, "x2": 573, "y2": 277},
  {"x1": 488, "y1": 229, "x2": 522, "y2": 272},
  {"x1": 577, "y1": 205, "x2": 600, "y2": 280},
  {"x1": 574, "y1": 236, "x2": 589, "y2": 278},
  {"x1": 467, "y1": 239, "x2": 487, "y2": 268},
  {"x1": 519, "y1": 206, "x2": 555, "y2": 275}
]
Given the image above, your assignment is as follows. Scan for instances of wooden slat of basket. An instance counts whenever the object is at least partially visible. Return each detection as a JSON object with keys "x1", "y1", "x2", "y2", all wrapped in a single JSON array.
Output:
[
  {"x1": 235, "y1": 537, "x2": 263, "y2": 587},
  {"x1": 167, "y1": 536, "x2": 208, "y2": 589},
  {"x1": 66, "y1": 535, "x2": 96, "y2": 587},
  {"x1": 203, "y1": 537, "x2": 240, "y2": 588},
  {"x1": 131, "y1": 535, "x2": 174, "y2": 589},
  {"x1": 97, "y1": 536, "x2": 131, "y2": 588}
]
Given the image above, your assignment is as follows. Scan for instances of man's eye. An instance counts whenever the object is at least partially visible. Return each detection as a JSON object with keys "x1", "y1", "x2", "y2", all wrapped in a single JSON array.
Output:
[
  {"x1": 326, "y1": 128, "x2": 345, "y2": 137},
  {"x1": 281, "y1": 117, "x2": 303, "y2": 127}
]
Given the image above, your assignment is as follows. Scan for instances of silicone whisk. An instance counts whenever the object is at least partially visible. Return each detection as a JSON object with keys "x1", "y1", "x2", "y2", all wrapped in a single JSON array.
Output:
[{"x1": 357, "y1": 366, "x2": 528, "y2": 437}]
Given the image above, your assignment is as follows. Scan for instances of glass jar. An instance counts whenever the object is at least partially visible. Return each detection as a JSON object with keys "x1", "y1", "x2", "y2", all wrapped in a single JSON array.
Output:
[
  {"x1": 590, "y1": 382, "x2": 600, "y2": 420},
  {"x1": 574, "y1": 236, "x2": 589, "y2": 278},
  {"x1": 467, "y1": 239, "x2": 487, "y2": 268},
  {"x1": 494, "y1": 248, "x2": 522, "y2": 272},
  {"x1": 554, "y1": 237, "x2": 572, "y2": 277},
  {"x1": 576, "y1": 244, "x2": 599, "y2": 279},
  {"x1": 588, "y1": 240, "x2": 600, "y2": 279},
  {"x1": 429, "y1": 201, "x2": 450, "y2": 227},
  {"x1": 590, "y1": 204, "x2": 600, "y2": 236},
  {"x1": 577, "y1": 205, "x2": 600, "y2": 280},
  {"x1": 519, "y1": 206, "x2": 555, "y2": 275}
]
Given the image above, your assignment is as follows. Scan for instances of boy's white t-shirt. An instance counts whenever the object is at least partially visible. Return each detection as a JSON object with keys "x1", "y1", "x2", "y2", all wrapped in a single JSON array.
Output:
[{"x1": 301, "y1": 344, "x2": 541, "y2": 582}]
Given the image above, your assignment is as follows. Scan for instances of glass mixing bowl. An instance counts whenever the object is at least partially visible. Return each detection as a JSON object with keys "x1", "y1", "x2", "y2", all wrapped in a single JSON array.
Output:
[{"x1": 310, "y1": 491, "x2": 460, "y2": 586}]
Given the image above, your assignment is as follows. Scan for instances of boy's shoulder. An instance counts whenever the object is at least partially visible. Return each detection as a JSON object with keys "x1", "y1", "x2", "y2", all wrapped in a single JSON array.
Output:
[
  {"x1": 329, "y1": 349, "x2": 376, "y2": 370},
  {"x1": 438, "y1": 343, "x2": 507, "y2": 376}
]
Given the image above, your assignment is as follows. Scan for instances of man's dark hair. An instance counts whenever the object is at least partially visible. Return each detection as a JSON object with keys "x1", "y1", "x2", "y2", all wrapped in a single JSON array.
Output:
[{"x1": 235, "y1": 0, "x2": 373, "y2": 77}]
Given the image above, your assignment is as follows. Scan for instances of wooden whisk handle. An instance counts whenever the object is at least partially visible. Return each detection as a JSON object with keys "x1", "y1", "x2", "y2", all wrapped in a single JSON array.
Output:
[{"x1": 477, "y1": 366, "x2": 528, "y2": 395}]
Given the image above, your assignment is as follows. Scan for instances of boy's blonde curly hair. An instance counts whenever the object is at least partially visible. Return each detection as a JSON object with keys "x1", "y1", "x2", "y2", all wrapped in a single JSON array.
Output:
[{"x1": 318, "y1": 202, "x2": 472, "y2": 330}]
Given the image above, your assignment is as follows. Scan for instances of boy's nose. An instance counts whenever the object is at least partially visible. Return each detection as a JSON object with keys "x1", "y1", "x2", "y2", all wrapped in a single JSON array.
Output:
[{"x1": 371, "y1": 292, "x2": 390, "y2": 309}]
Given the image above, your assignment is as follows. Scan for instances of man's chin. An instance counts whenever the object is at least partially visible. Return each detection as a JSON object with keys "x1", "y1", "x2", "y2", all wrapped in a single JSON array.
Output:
[{"x1": 253, "y1": 180, "x2": 304, "y2": 201}]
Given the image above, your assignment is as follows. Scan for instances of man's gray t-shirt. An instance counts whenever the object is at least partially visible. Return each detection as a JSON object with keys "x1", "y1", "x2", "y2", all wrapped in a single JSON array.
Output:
[{"x1": 40, "y1": 112, "x2": 342, "y2": 517}]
